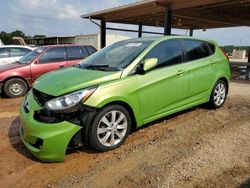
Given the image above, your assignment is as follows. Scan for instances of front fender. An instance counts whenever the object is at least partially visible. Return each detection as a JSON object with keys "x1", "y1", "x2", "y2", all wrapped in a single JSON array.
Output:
[{"x1": 84, "y1": 76, "x2": 143, "y2": 127}]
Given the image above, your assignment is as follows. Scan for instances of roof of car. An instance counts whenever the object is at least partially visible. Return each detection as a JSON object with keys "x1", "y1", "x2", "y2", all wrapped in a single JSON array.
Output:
[
  {"x1": 124, "y1": 36, "x2": 217, "y2": 45},
  {"x1": 40, "y1": 44, "x2": 96, "y2": 49},
  {"x1": 0, "y1": 45, "x2": 34, "y2": 50}
]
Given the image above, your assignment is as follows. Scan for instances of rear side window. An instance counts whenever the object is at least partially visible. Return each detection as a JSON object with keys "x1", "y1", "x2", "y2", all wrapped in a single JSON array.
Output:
[
  {"x1": 85, "y1": 46, "x2": 97, "y2": 55},
  {"x1": 145, "y1": 40, "x2": 183, "y2": 68},
  {"x1": 208, "y1": 43, "x2": 216, "y2": 54},
  {"x1": 39, "y1": 47, "x2": 66, "y2": 64},
  {"x1": 183, "y1": 40, "x2": 211, "y2": 62},
  {"x1": 10, "y1": 48, "x2": 31, "y2": 57},
  {"x1": 66, "y1": 46, "x2": 84, "y2": 60},
  {"x1": 0, "y1": 48, "x2": 9, "y2": 58}
]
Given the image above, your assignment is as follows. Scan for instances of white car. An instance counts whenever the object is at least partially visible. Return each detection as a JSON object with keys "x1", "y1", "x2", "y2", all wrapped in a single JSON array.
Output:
[{"x1": 0, "y1": 45, "x2": 33, "y2": 66}]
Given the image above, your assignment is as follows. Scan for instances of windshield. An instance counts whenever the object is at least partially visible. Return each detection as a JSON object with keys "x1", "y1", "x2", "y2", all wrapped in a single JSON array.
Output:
[
  {"x1": 17, "y1": 47, "x2": 46, "y2": 64},
  {"x1": 80, "y1": 40, "x2": 153, "y2": 71}
]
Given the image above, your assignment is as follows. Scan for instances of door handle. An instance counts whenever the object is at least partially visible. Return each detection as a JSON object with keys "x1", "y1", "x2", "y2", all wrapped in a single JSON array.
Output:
[
  {"x1": 59, "y1": 65, "x2": 64, "y2": 68},
  {"x1": 210, "y1": 60, "x2": 216, "y2": 65},
  {"x1": 176, "y1": 70, "x2": 185, "y2": 75}
]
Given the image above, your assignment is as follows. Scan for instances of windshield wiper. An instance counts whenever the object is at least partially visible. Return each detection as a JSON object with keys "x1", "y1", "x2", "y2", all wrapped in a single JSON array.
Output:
[
  {"x1": 15, "y1": 61, "x2": 22, "y2": 64},
  {"x1": 81, "y1": 64, "x2": 121, "y2": 71}
]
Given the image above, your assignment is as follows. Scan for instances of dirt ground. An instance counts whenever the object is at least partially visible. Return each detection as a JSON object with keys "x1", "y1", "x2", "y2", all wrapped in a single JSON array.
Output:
[{"x1": 0, "y1": 82, "x2": 250, "y2": 188}]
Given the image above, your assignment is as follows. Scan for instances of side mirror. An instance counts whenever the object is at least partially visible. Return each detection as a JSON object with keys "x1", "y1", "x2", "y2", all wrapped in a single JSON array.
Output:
[{"x1": 143, "y1": 58, "x2": 158, "y2": 72}]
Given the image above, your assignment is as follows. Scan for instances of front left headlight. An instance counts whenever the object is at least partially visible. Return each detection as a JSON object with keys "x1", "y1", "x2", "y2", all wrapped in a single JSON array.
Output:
[{"x1": 45, "y1": 87, "x2": 97, "y2": 111}]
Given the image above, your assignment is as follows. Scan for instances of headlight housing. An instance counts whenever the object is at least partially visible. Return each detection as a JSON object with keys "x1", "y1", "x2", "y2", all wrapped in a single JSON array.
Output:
[{"x1": 45, "y1": 87, "x2": 97, "y2": 111}]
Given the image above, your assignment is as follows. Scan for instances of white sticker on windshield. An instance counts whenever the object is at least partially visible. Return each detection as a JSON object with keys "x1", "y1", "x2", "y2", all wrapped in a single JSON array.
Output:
[{"x1": 125, "y1": 43, "x2": 143, "y2": 47}]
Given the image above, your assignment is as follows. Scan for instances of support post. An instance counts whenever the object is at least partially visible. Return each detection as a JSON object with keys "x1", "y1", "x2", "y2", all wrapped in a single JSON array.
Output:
[
  {"x1": 138, "y1": 23, "x2": 143, "y2": 38},
  {"x1": 164, "y1": 6, "x2": 172, "y2": 36},
  {"x1": 100, "y1": 20, "x2": 106, "y2": 49},
  {"x1": 248, "y1": 47, "x2": 250, "y2": 63},
  {"x1": 189, "y1": 28, "x2": 194, "y2": 36}
]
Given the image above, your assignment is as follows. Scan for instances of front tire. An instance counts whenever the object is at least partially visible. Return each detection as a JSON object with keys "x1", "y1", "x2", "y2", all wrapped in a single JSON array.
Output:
[
  {"x1": 208, "y1": 80, "x2": 227, "y2": 109},
  {"x1": 3, "y1": 78, "x2": 28, "y2": 98},
  {"x1": 89, "y1": 105, "x2": 131, "y2": 151}
]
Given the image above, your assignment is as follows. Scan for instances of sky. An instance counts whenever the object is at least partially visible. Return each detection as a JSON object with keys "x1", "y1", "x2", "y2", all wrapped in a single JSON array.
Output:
[{"x1": 0, "y1": 0, "x2": 250, "y2": 46}]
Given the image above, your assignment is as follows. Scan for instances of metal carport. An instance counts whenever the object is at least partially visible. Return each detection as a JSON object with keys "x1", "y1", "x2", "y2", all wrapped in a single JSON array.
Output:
[{"x1": 81, "y1": 0, "x2": 250, "y2": 50}]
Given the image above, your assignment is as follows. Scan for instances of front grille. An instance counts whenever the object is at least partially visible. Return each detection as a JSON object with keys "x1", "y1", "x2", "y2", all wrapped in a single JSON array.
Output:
[
  {"x1": 34, "y1": 109, "x2": 81, "y2": 125},
  {"x1": 32, "y1": 88, "x2": 55, "y2": 107}
]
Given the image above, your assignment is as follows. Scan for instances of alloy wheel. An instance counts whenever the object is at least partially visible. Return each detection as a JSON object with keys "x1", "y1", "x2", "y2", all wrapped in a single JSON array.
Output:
[{"x1": 97, "y1": 110, "x2": 128, "y2": 147}]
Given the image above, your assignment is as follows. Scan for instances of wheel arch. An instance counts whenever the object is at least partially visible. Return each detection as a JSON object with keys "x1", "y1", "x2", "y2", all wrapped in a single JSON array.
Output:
[
  {"x1": 3, "y1": 76, "x2": 30, "y2": 88},
  {"x1": 2, "y1": 76, "x2": 30, "y2": 96},
  {"x1": 217, "y1": 76, "x2": 229, "y2": 94}
]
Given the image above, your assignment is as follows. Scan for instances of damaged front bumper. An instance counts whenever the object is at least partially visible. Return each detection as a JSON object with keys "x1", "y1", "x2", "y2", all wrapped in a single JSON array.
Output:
[{"x1": 19, "y1": 91, "x2": 82, "y2": 162}]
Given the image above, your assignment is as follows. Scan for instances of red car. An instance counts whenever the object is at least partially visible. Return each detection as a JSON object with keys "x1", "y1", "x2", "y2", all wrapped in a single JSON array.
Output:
[{"x1": 0, "y1": 45, "x2": 97, "y2": 98}]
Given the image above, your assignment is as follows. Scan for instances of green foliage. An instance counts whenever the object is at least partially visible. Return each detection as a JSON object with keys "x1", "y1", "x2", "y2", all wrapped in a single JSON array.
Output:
[{"x1": 0, "y1": 30, "x2": 46, "y2": 45}]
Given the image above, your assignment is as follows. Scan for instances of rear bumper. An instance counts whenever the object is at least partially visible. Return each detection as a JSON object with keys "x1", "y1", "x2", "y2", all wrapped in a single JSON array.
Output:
[{"x1": 19, "y1": 91, "x2": 82, "y2": 162}]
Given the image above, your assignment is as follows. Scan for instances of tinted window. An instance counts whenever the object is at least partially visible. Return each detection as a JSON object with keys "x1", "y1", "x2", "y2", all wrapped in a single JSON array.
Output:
[
  {"x1": 145, "y1": 40, "x2": 183, "y2": 68},
  {"x1": 0, "y1": 48, "x2": 9, "y2": 58},
  {"x1": 10, "y1": 48, "x2": 31, "y2": 57},
  {"x1": 183, "y1": 40, "x2": 211, "y2": 62},
  {"x1": 208, "y1": 43, "x2": 215, "y2": 54},
  {"x1": 66, "y1": 46, "x2": 83, "y2": 60},
  {"x1": 39, "y1": 47, "x2": 66, "y2": 64},
  {"x1": 85, "y1": 46, "x2": 97, "y2": 55}
]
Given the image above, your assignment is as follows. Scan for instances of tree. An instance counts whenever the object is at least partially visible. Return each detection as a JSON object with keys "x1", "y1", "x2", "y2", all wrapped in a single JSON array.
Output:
[
  {"x1": 10, "y1": 30, "x2": 26, "y2": 39},
  {"x1": 0, "y1": 31, "x2": 12, "y2": 44},
  {"x1": 33, "y1": 35, "x2": 47, "y2": 38}
]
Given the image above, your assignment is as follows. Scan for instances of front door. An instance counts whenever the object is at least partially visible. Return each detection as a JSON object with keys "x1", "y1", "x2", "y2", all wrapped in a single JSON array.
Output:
[{"x1": 138, "y1": 39, "x2": 189, "y2": 123}]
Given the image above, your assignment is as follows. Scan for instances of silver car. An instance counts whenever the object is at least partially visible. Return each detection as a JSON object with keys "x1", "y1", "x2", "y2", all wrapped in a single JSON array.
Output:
[{"x1": 0, "y1": 45, "x2": 33, "y2": 66}]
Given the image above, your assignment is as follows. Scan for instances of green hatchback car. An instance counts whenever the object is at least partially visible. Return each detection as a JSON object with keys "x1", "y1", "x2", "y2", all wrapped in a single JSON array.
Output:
[{"x1": 19, "y1": 36, "x2": 230, "y2": 162}]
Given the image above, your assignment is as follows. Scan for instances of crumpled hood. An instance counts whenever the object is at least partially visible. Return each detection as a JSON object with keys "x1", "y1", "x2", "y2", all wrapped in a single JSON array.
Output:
[
  {"x1": 34, "y1": 67, "x2": 122, "y2": 96},
  {"x1": 0, "y1": 62, "x2": 24, "y2": 73}
]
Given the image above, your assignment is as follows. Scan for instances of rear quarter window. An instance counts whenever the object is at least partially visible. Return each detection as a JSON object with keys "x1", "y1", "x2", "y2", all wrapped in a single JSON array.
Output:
[
  {"x1": 183, "y1": 40, "x2": 212, "y2": 62},
  {"x1": 85, "y1": 46, "x2": 97, "y2": 55},
  {"x1": 208, "y1": 43, "x2": 216, "y2": 54}
]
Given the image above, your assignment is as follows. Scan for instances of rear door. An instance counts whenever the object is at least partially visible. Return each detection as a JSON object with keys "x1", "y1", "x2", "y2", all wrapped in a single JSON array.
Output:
[
  {"x1": 181, "y1": 39, "x2": 216, "y2": 103},
  {"x1": 0, "y1": 48, "x2": 10, "y2": 65},
  {"x1": 65, "y1": 46, "x2": 89, "y2": 66},
  {"x1": 30, "y1": 47, "x2": 67, "y2": 80}
]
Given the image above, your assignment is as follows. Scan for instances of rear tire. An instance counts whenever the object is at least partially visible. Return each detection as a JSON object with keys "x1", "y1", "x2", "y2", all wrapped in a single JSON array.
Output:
[
  {"x1": 89, "y1": 105, "x2": 131, "y2": 152},
  {"x1": 208, "y1": 80, "x2": 227, "y2": 109},
  {"x1": 3, "y1": 78, "x2": 28, "y2": 98}
]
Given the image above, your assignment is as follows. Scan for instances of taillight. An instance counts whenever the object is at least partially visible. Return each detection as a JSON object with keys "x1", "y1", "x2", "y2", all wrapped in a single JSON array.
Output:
[{"x1": 220, "y1": 48, "x2": 229, "y2": 62}]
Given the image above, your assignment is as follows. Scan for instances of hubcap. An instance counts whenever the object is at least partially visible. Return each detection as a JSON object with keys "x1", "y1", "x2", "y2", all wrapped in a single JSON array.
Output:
[
  {"x1": 9, "y1": 83, "x2": 23, "y2": 95},
  {"x1": 214, "y1": 83, "x2": 226, "y2": 106},
  {"x1": 97, "y1": 110, "x2": 128, "y2": 147}
]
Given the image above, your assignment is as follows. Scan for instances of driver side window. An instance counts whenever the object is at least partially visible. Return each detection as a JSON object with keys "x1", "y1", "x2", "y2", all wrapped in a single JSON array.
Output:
[
  {"x1": 145, "y1": 40, "x2": 183, "y2": 69},
  {"x1": 39, "y1": 47, "x2": 66, "y2": 64}
]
